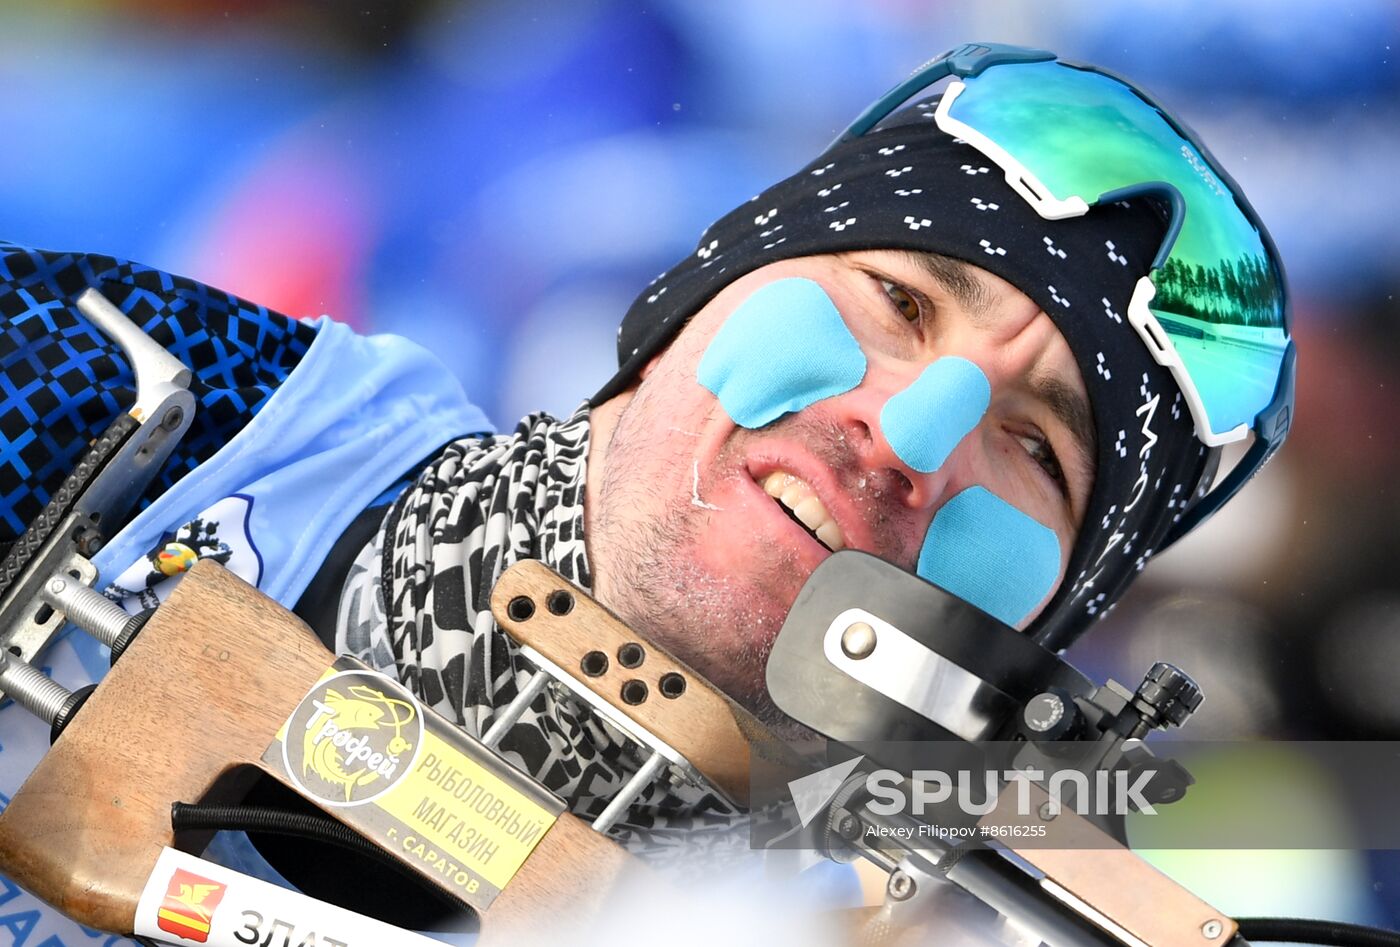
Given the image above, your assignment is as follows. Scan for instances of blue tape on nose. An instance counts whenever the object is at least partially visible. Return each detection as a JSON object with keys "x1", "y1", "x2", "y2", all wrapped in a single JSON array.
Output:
[
  {"x1": 880, "y1": 357, "x2": 990, "y2": 474},
  {"x1": 917, "y1": 486, "x2": 1061, "y2": 627},
  {"x1": 698, "y1": 278, "x2": 866, "y2": 428}
]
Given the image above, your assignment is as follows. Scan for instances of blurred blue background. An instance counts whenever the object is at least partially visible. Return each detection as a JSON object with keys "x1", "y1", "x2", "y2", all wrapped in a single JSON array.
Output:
[{"x1": 3, "y1": 0, "x2": 1398, "y2": 930}]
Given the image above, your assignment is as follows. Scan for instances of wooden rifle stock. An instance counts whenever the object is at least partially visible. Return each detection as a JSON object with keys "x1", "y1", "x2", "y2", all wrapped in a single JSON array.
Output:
[{"x1": 0, "y1": 560, "x2": 632, "y2": 941}]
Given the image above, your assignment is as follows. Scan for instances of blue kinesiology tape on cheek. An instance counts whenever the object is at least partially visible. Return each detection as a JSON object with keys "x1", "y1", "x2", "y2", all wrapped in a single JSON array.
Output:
[
  {"x1": 880, "y1": 357, "x2": 990, "y2": 473},
  {"x1": 697, "y1": 277, "x2": 866, "y2": 428},
  {"x1": 916, "y1": 486, "x2": 1062, "y2": 627}
]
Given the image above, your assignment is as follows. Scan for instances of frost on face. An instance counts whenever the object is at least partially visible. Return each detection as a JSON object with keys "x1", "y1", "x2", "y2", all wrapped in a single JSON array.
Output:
[{"x1": 691, "y1": 459, "x2": 722, "y2": 511}]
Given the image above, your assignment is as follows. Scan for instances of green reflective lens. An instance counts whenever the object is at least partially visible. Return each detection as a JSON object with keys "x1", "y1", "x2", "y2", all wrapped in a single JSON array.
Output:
[{"x1": 945, "y1": 61, "x2": 1288, "y2": 440}]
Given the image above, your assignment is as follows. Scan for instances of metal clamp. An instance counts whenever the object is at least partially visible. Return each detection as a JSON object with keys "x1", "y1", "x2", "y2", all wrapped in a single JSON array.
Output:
[{"x1": 0, "y1": 288, "x2": 195, "y2": 704}]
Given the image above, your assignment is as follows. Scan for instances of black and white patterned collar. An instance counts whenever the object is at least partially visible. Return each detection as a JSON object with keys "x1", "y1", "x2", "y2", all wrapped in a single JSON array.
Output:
[{"x1": 338, "y1": 405, "x2": 748, "y2": 862}]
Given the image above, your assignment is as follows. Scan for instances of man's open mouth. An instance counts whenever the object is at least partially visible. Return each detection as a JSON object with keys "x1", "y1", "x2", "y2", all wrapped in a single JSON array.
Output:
[{"x1": 760, "y1": 471, "x2": 846, "y2": 552}]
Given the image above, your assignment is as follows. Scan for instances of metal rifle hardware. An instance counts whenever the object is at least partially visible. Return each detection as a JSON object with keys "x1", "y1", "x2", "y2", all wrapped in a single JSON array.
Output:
[
  {"x1": 764, "y1": 550, "x2": 1233, "y2": 947},
  {"x1": 0, "y1": 543, "x2": 1359, "y2": 945},
  {"x1": 487, "y1": 559, "x2": 789, "y2": 816},
  {"x1": 0, "y1": 295, "x2": 1360, "y2": 945},
  {"x1": 0, "y1": 526, "x2": 783, "y2": 940},
  {"x1": 0, "y1": 288, "x2": 195, "y2": 706},
  {"x1": 0, "y1": 558, "x2": 787, "y2": 944},
  {"x1": 0, "y1": 290, "x2": 776, "y2": 943},
  {"x1": 0, "y1": 297, "x2": 622, "y2": 941},
  {"x1": 486, "y1": 559, "x2": 1243, "y2": 946},
  {"x1": 0, "y1": 318, "x2": 1272, "y2": 947}
]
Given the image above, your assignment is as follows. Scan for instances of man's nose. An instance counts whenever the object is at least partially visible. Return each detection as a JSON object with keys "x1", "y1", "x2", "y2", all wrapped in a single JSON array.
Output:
[
  {"x1": 832, "y1": 358, "x2": 992, "y2": 510},
  {"x1": 832, "y1": 387, "x2": 946, "y2": 510}
]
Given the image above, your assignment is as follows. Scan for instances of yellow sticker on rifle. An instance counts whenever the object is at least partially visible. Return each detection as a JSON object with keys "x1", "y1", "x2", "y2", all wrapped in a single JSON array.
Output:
[
  {"x1": 265, "y1": 656, "x2": 563, "y2": 908},
  {"x1": 377, "y1": 728, "x2": 559, "y2": 891}
]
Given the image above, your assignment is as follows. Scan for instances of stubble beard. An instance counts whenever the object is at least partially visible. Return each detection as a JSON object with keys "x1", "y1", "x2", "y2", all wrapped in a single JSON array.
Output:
[{"x1": 589, "y1": 392, "x2": 804, "y2": 736}]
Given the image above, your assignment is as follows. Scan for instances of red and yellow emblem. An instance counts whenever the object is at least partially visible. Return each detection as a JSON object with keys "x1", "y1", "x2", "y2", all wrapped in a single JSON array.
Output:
[{"x1": 157, "y1": 868, "x2": 227, "y2": 943}]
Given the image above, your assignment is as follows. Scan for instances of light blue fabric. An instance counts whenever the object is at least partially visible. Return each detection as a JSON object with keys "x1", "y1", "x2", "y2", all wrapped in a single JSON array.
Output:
[
  {"x1": 880, "y1": 357, "x2": 989, "y2": 473},
  {"x1": 697, "y1": 278, "x2": 865, "y2": 428},
  {"x1": 916, "y1": 485, "x2": 1061, "y2": 626},
  {"x1": 0, "y1": 316, "x2": 490, "y2": 946}
]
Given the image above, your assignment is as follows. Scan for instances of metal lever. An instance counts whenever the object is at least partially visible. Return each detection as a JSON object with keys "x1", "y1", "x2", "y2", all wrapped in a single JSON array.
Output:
[
  {"x1": 77, "y1": 288, "x2": 192, "y2": 422},
  {"x1": 0, "y1": 288, "x2": 196, "y2": 704},
  {"x1": 66, "y1": 288, "x2": 196, "y2": 531}
]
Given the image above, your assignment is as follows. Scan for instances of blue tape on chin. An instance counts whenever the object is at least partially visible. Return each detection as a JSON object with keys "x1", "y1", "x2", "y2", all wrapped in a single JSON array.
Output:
[
  {"x1": 697, "y1": 278, "x2": 866, "y2": 428},
  {"x1": 880, "y1": 357, "x2": 990, "y2": 473},
  {"x1": 917, "y1": 486, "x2": 1061, "y2": 627}
]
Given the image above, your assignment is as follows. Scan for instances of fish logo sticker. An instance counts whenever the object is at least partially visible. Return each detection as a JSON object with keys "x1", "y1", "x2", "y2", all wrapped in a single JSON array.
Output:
[
  {"x1": 157, "y1": 869, "x2": 227, "y2": 943},
  {"x1": 282, "y1": 670, "x2": 424, "y2": 806}
]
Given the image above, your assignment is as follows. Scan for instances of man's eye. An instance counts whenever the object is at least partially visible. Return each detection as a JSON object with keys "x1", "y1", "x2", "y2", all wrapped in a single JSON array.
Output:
[
  {"x1": 1015, "y1": 432, "x2": 1067, "y2": 495},
  {"x1": 879, "y1": 278, "x2": 921, "y2": 323}
]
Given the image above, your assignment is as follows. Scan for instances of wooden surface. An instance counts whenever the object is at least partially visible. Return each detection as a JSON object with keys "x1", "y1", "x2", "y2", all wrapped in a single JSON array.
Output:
[
  {"x1": 490, "y1": 560, "x2": 778, "y2": 806},
  {"x1": 0, "y1": 559, "x2": 638, "y2": 940},
  {"x1": 478, "y1": 806, "x2": 640, "y2": 944},
  {"x1": 0, "y1": 559, "x2": 335, "y2": 933},
  {"x1": 980, "y1": 781, "x2": 1238, "y2": 945}
]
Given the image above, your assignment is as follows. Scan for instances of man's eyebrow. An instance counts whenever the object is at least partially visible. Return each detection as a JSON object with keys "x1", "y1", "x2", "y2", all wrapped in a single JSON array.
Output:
[
  {"x1": 1031, "y1": 371, "x2": 1098, "y2": 484},
  {"x1": 895, "y1": 250, "x2": 994, "y2": 323}
]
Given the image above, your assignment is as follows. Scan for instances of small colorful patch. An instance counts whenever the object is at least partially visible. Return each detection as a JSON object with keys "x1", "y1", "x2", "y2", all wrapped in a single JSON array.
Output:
[
  {"x1": 916, "y1": 485, "x2": 1061, "y2": 627},
  {"x1": 156, "y1": 542, "x2": 200, "y2": 576},
  {"x1": 105, "y1": 494, "x2": 264, "y2": 613},
  {"x1": 880, "y1": 357, "x2": 990, "y2": 473}
]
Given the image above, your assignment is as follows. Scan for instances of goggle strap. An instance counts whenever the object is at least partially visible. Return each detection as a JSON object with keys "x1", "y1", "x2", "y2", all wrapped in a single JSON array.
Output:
[
  {"x1": 1159, "y1": 439, "x2": 1263, "y2": 552},
  {"x1": 834, "y1": 42, "x2": 1057, "y2": 146}
]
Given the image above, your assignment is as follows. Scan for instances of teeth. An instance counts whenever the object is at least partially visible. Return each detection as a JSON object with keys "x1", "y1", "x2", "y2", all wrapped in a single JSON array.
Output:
[
  {"x1": 793, "y1": 497, "x2": 825, "y2": 531},
  {"x1": 763, "y1": 472, "x2": 791, "y2": 498},
  {"x1": 815, "y1": 521, "x2": 846, "y2": 551},
  {"x1": 760, "y1": 470, "x2": 846, "y2": 552}
]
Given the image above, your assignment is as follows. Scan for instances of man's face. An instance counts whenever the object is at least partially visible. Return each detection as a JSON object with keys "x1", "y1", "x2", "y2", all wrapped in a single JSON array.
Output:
[{"x1": 587, "y1": 249, "x2": 1095, "y2": 726}]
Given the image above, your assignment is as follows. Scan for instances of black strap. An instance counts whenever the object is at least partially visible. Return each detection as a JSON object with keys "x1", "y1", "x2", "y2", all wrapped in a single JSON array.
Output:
[
  {"x1": 240, "y1": 777, "x2": 472, "y2": 932},
  {"x1": 292, "y1": 500, "x2": 391, "y2": 650}
]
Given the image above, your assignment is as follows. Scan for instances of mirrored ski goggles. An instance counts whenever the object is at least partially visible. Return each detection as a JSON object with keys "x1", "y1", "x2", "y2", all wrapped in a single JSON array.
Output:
[{"x1": 837, "y1": 43, "x2": 1295, "y2": 540}]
